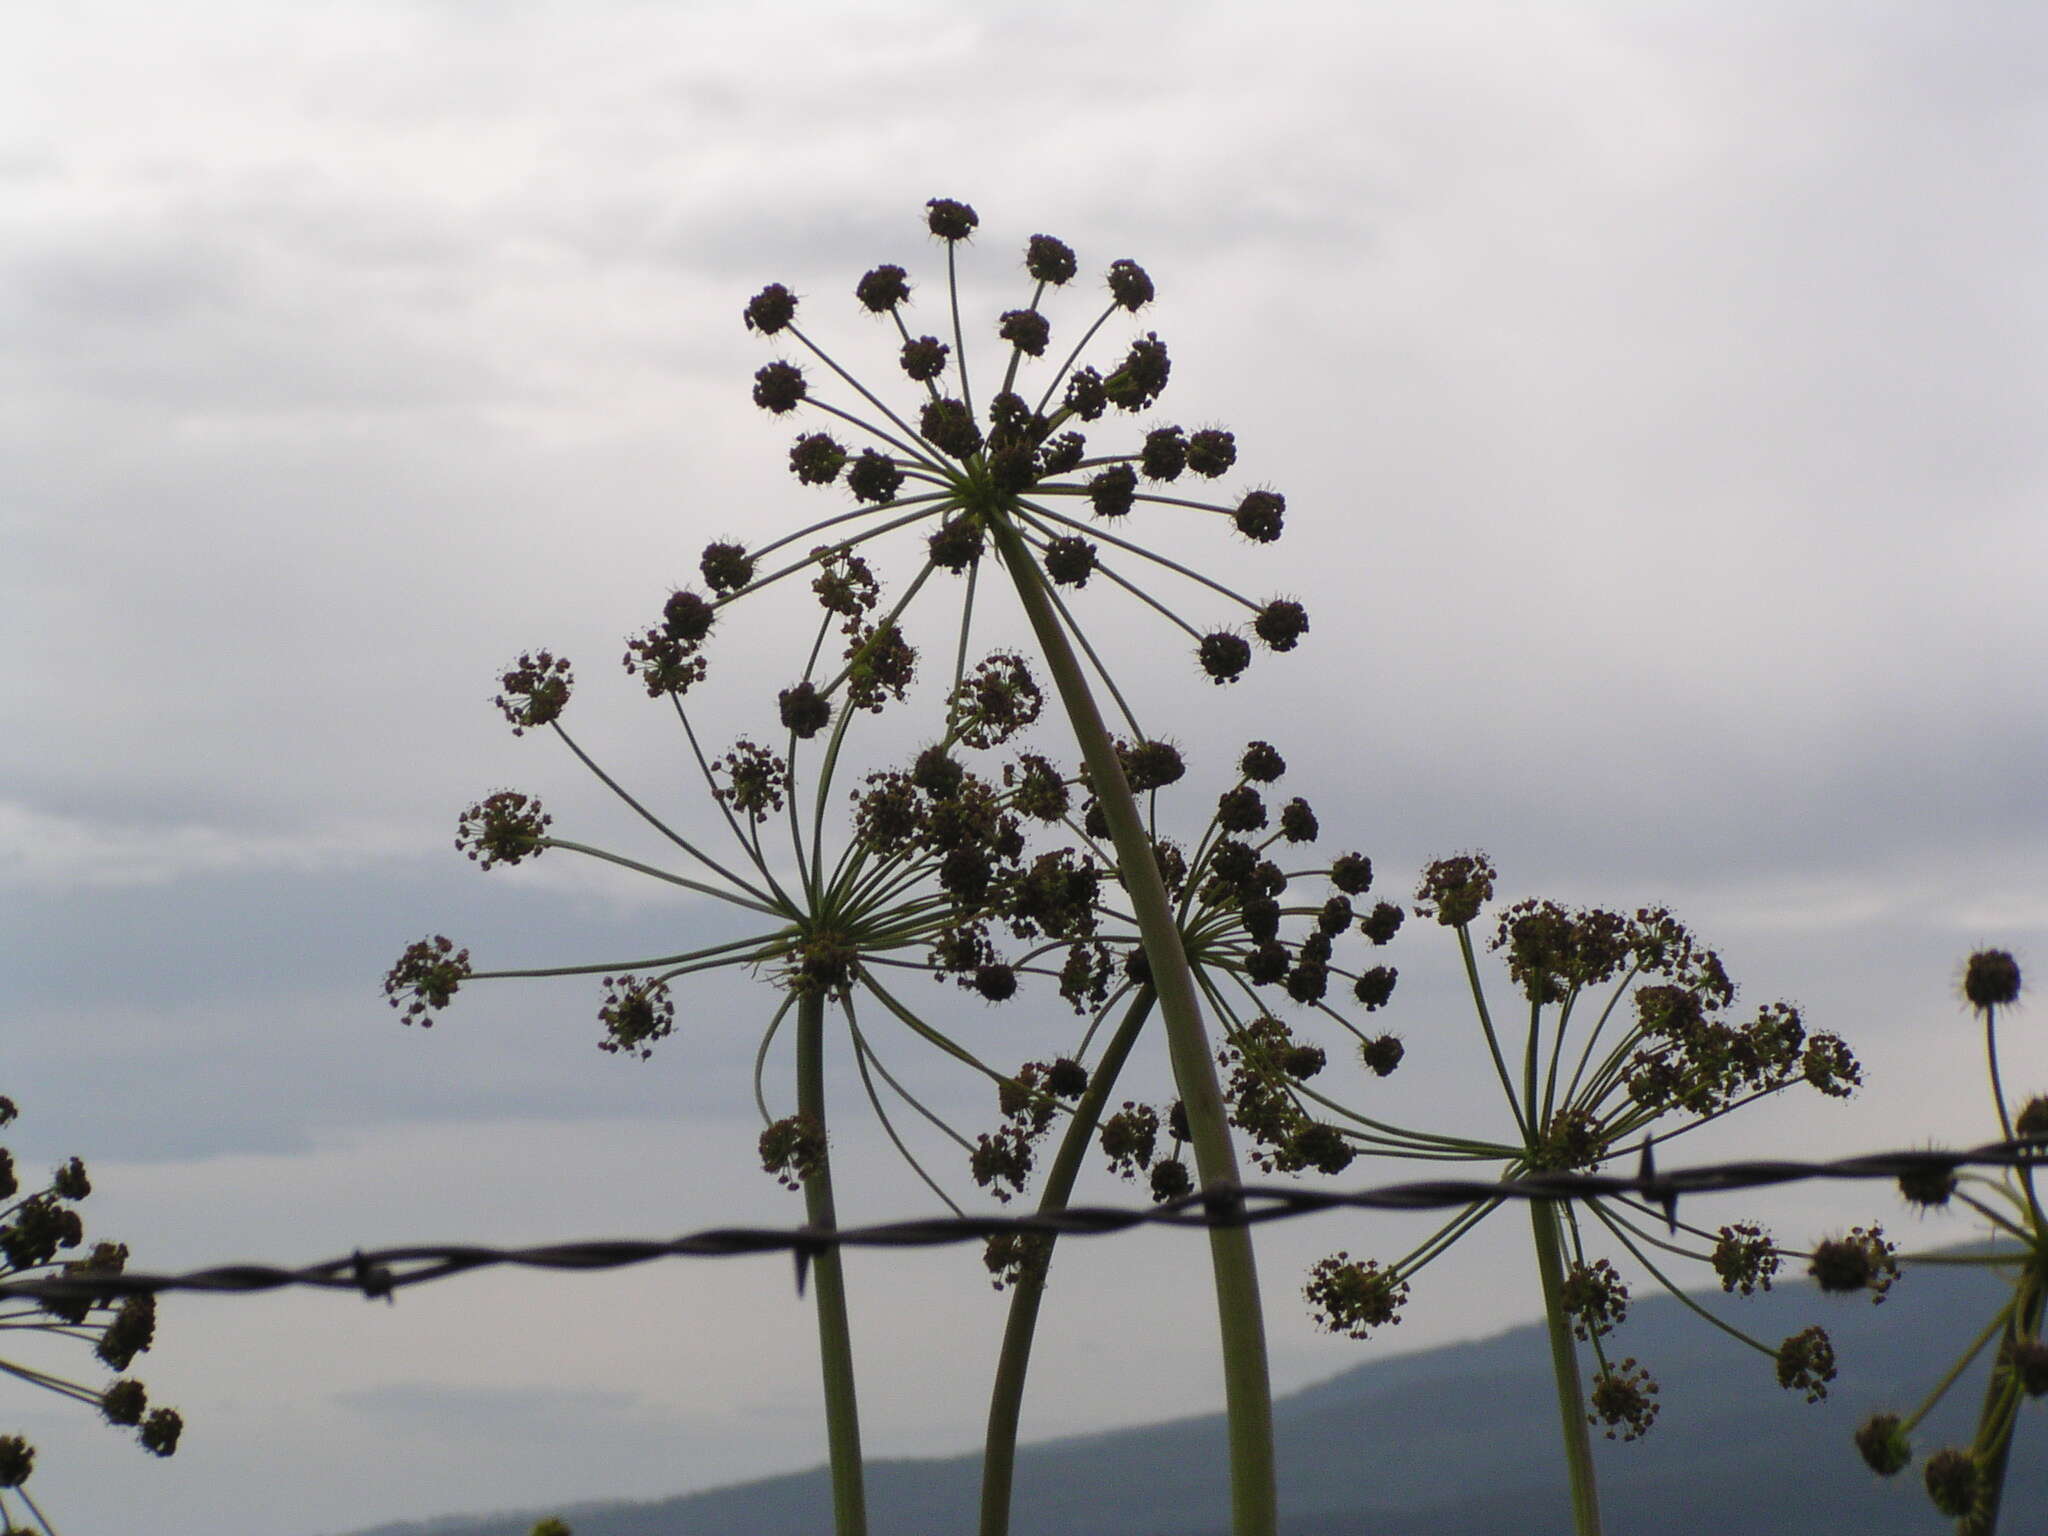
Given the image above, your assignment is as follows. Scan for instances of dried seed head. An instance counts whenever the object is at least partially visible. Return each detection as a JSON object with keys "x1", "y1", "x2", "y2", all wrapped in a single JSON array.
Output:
[
  {"x1": 662, "y1": 590, "x2": 716, "y2": 643},
  {"x1": 1106, "y1": 258, "x2": 1155, "y2": 311},
  {"x1": 1239, "y1": 741, "x2": 1286, "y2": 782},
  {"x1": 700, "y1": 541, "x2": 757, "y2": 594},
  {"x1": 751, "y1": 360, "x2": 806, "y2": 413},
  {"x1": 1038, "y1": 431, "x2": 1086, "y2": 477},
  {"x1": 926, "y1": 197, "x2": 979, "y2": 241},
  {"x1": 1963, "y1": 949, "x2": 2021, "y2": 1011},
  {"x1": 1354, "y1": 966, "x2": 1398, "y2": 1011},
  {"x1": 1140, "y1": 426, "x2": 1187, "y2": 481},
  {"x1": 1025, "y1": 234, "x2": 1078, "y2": 285},
  {"x1": 1063, "y1": 367, "x2": 1108, "y2": 421},
  {"x1": 1104, "y1": 332, "x2": 1169, "y2": 410},
  {"x1": 789, "y1": 432, "x2": 848, "y2": 486},
  {"x1": 928, "y1": 516, "x2": 985, "y2": 572},
  {"x1": 777, "y1": 681, "x2": 833, "y2": 739},
  {"x1": 1330, "y1": 853, "x2": 1375, "y2": 895},
  {"x1": 1044, "y1": 535, "x2": 1098, "y2": 587},
  {"x1": 1360, "y1": 1034, "x2": 1404, "y2": 1075},
  {"x1": 1088, "y1": 463, "x2": 1138, "y2": 518},
  {"x1": 1255, "y1": 599, "x2": 1309, "y2": 651},
  {"x1": 1360, "y1": 901, "x2": 1404, "y2": 945},
  {"x1": 847, "y1": 448, "x2": 905, "y2": 504},
  {"x1": 1185, "y1": 429, "x2": 1237, "y2": 478},
  {"x1": 1198, "y1": 631, "x2": 1253, "y2": 684},
  {"x1": 998, "y1": 308, "x2": 1051, "y2": 357},
  {"x1": 743, "y1": 283, "x2": 797, "y2": 334},
  {"x1": 900, "y1": 334, "x2": 951, "y2": 381},
  {"x1": 920, "y1": 397, "x2": 984, "y2": 459},
  {"x1": 855, "y1": 264, "x2": 911, "y2": 312},
  {"x1": 1234, "y1": 490, "x2": 1286, "y2": 542}
]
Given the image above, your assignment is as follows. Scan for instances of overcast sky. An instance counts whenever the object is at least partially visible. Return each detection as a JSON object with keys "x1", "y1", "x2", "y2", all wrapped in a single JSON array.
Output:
[{"x1": 5, "y1": 3, "x2": 2046, "y2": 1533}]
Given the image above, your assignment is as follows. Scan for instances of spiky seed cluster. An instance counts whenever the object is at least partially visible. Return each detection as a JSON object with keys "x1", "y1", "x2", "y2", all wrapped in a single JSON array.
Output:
[
  {"x1": 1897, "y1": 1157, "x2": 1959, "y2": 1208},
  {"x1": 752, "y1": 361, "x2": 806, "y2": 413},
  {"x1": 744, "y1": 283, "x2": 796, "y2": 334},
  {"x1": 384, "y1": 936, "x2": 472, "y2": 1025},
  {"x1": 855, "y1": 265, "x2": 910, "y2": 312},
  {"x1": 1304, "y1": 1253, "x2": 1409, "y2": 1339},
  {"x1": 925, "y1": 198, "x2": 978, "y2": 240},
  {"x1": 1105, "y1": 258, "x2": 1154, "y2": 310},
  {"x1": 455, "y1": 791, "x2": 551, "y2": 870},
  {"x1": 1963, "y1": 948, "x2": 2021, "y2": 1010}
]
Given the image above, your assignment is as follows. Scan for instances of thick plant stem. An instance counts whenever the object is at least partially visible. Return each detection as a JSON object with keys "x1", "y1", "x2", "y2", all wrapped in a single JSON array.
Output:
[
  {"x1": 980, "y1": 988, "x2": 1157, "y2": 1536},
  {"x1": 988, "y1": 514, "x2": 1278, "y2": 1536},
  {"x1": 1530, "y1": 1199, "x2": 1603, "y2": 1536},
  {"x1": 797, "y1": 988, "x2": 868, "y2": 1536}
]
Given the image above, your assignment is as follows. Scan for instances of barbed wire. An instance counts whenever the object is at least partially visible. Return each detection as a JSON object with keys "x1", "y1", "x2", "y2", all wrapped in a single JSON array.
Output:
[{"x1": 5, "y1": 1139, "x2": 2040, "y2": 1306}]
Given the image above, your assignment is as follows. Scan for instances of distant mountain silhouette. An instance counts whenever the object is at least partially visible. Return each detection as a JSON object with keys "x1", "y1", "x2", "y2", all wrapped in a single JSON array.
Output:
[{"x1": 331, "y1": 1249, "x2": 2038, "y2": 1535}]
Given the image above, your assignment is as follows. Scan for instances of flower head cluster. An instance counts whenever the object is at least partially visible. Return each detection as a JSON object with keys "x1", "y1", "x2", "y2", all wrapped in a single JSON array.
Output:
[
  {"x1": 1303, "y1": 1254, "x2": 1410, "y2": 1339},
  {"x1": 721, "y1": 200, "x2": 1312, "y2": 726},
  {"x1": 0, "y1": 1092, "x2": 184, "y2": 1528}
]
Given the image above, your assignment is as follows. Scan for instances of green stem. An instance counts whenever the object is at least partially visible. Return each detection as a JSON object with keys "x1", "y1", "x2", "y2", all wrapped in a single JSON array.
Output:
[
  {"x1": 987, "y1": 512, "x2": 1277, "y2": 1536},
  {"x1": 797, "y1": 989, "x2": 868, "y2": 1536},
  {"x1": 980, "y1": 987, "x2": 1158, "y2": 1536},
  {"x1": 1969, "y1": 1265, "x2": 2045, "y2": 1534},
  {"x1": 1531, "y1": 1198, "x2": 1604, "y2": 1536}
]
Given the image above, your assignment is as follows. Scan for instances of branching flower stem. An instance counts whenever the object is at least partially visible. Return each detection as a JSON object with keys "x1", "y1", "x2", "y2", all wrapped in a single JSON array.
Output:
[{"x1": 987, "y1": 512, "x2": 1277, "y2": 1536}]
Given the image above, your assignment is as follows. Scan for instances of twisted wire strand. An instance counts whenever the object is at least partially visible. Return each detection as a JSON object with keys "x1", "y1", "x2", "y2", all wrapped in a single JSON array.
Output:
[{"x1": 4, "y1": 1140, "x2": 2038, "y2": 1305}]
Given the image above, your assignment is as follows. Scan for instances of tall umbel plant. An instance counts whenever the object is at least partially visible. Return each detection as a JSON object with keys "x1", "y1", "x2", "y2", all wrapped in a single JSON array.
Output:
[{"x1": 388, "y1": 198, "x2": 1319, "y2": 1536}]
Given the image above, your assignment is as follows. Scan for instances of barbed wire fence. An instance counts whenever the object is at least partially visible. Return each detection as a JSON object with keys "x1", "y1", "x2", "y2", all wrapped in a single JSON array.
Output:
[{"x1": 5, "y1": 1139, "x2": 2039, "y2": 1306}]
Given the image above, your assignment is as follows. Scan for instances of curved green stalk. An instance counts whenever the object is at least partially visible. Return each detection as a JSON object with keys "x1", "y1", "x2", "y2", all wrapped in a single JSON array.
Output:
[
  {"x1": 987, "y1": 512, "x2": 1277, "y2": 1536},
  {"x1": 796, "y1": 988, "x2": 868, "y2": 1536},
  {"x1": 980, "y1": 987, "x2": 1157, "y2": 1536},
  {"x1": 1530, "y1": 1198, "x2": 1603, "y2": 1536}
]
